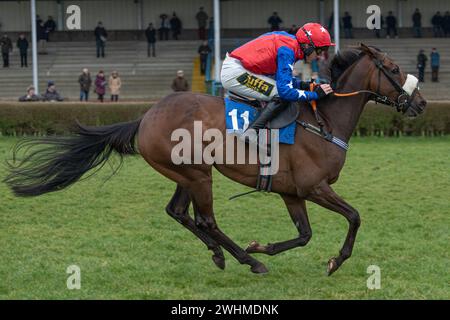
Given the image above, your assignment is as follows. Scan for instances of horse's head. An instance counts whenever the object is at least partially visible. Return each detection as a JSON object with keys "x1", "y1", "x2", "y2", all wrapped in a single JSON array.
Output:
[{"x1": 360, "y1": 43, "x2": 427, "y2": 117}]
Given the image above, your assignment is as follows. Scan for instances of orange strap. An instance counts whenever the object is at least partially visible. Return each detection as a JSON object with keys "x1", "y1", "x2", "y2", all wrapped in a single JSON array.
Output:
[
  {"x1": 309, "y1": 83, "x2": 317, "y2": 111},
  {"x1": 333, "y1": 92, "x2": 361, "y2": 97}
]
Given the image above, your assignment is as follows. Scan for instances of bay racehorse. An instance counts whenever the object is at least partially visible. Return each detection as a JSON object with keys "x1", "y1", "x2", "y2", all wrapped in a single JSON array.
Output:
[{"x1": 5, "y1": 44, "x2": 426, "y2": 275}]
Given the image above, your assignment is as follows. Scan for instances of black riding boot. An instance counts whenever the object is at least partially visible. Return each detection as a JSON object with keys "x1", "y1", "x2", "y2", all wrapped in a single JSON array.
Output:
[
  {"x1": 247, "y1": 99, "x2": 287, "y2": 130},
  {"x1": 241, "y1": 99, "x2": 287, "y2": 144}
]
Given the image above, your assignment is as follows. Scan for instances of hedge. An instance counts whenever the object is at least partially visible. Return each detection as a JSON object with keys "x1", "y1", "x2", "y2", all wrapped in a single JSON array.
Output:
[
  {"x1": 0, "y1": 101, "x2": 449, "y2": 136},
  {"x1": 0, "y1": 102, "x2": 152, "y2": 136}
]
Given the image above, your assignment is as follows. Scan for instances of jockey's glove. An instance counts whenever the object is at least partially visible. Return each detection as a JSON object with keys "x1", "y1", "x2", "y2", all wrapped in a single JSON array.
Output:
[
  {"x1": 314, "y1": 85, "x2": 328, "y2": 99},
  {"x1": 299, "y1": 81, "x2": 312, "y2": 90}
]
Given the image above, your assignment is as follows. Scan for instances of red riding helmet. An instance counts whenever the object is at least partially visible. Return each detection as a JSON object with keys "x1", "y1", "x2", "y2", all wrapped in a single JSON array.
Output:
[{"x1": 296, "y1": 22, "x2": 335, "y2": 50}]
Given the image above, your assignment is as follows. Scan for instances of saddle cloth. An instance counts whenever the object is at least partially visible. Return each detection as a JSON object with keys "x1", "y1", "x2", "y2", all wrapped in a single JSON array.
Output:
[{"x1": 224, "y1": 97, "x2": 296, "y2": 145}]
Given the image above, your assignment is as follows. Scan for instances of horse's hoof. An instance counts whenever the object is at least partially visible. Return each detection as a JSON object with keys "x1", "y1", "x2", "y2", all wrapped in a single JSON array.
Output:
[
  {"x1": 212, "y1": 254, "x2": 225, "y2": 270},
  {"x1": 251, "y1": 263, "x2": 269, "y2": 274},
  {"x1": 327, "y1": 258, "x2": 339, "y2": 276}
]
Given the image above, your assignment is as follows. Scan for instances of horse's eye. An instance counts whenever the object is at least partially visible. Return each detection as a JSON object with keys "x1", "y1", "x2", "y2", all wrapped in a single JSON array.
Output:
[{"x1": 392, "y1": 67, "x2": 399, "y2": 74}]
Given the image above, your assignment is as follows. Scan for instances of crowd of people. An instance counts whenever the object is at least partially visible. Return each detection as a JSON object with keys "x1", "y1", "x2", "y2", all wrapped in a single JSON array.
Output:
[
  {"x1": 1, "y1": 7, "x2": 448, "y2": 102},
  {"x1": 18, "y1": 69, "x2": 123, "y2": 102},
  {"x1": 323, "y1": 9, "x2": 450, "y2": 39},
  {"x1": 417, "y1": 48, "x2": 441, "y2": 83}
]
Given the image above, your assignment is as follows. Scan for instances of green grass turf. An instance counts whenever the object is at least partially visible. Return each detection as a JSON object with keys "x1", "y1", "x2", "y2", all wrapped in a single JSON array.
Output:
[{"x1": 0, "y1": 137, "x2": 448, "y2": 299}]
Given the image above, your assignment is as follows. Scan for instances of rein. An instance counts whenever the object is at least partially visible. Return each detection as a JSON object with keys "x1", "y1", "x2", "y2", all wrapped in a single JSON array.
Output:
[{"x1": 302, "y1": 52, "x2": 420, "y2": 151}]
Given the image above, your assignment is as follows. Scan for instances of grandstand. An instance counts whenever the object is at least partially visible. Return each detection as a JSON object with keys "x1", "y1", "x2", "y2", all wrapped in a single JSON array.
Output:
[
  {"x1": 0, "y1": 37, "x2": 448, "y2": 101},
  {"x1": 0, "y1": 0, "x2": 448, "y2": 101}
]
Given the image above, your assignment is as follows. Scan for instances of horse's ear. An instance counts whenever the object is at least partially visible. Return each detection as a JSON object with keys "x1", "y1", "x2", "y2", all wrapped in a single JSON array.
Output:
[{"x1": 360, "y1": 43, "x2": 375, "y2": 57}]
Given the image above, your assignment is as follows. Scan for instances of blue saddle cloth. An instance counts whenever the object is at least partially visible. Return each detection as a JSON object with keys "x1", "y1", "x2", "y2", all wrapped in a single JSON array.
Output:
[{"x1": 224, "y1": 97, "x2": 296, "y2": 145}]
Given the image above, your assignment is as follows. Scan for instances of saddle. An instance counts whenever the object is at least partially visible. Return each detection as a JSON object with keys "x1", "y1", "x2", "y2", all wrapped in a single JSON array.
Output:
[{"x1": 228, "y1": 91, "x2": 300, "y2": 129}]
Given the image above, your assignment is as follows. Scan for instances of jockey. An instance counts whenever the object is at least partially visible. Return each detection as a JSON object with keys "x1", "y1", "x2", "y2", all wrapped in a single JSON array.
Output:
[{"x1": 221, "y1": 23, "x2": 334, "y2": 132}]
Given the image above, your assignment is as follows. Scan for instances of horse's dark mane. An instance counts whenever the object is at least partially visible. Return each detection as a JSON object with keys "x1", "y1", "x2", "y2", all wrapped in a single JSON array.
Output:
[{"x1": 328, "y1": 45, "x2": 382, "y2": 88}]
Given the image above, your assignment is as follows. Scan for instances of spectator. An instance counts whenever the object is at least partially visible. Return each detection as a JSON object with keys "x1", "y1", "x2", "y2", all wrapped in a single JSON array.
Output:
[
  {"x1": 386, "y1": 11, "x2": 398, "y2": 38},
  {"x1": 430, "y1": 48, "x2": 440, "y2": 82},
  {"x1": 373, "y1": 14, "x2": 384, "y2": 38},
  {"x1": 431, "y1": 11, "x2": 444, "y2": 37},
  {"x1": 444, "y1": 11, "x2": 450, "y2": 37},
  {"x1": 94, "y1": 21, "x2": 107, "y2": 58},
  {"x1": 44, "y1": 16, "x2": 57, "y2": 41},
  {"x1": 109, "y1": 70, "x2": 121, "y2": 102},
  {"x1": 17, "y1": 34, "x2": 29, "y2": 67},
  {"x1": 342, "y1": 12, "x2": 353, "y2": 39},
  {"x1": 145, "y1": 23, "x2": 156, "y2": 57},
  {"x1": 287, "y1": 25, "x2": 297, "y2": 35},
  {"x1": 78, "y1": 68, "x2": 92, "y2": 101},
  {"x1": 198, "y1": 40, "x2": 211, "y2": 75},
  {"x1": 159, "y1": 14, "x2": 170, "y2": 41},
  {"x1": 267, "y1": 12, "x2": 282, "y2": 31},
  {"x1": 171, "y1": 70, "x2": 189, "y2": 92},
  {"x1": 412, "y1": 8, "x2": 422, "y2": 38},
  {"x1": 19, "y1": 85, "x2": 40, "y2": 102},
  {"x1": 417, "y1": 49, "x2": 427, "y2": 83},
  {"x1": 94, "y1": 70, "x2": 106, "y2": 102},
  {"x1": 37, "y1": 20, "x2": 48, "y2": 54},
  {"x1": 170, "y1": 12, "x2": 182, "y2": 40},
  {"x1": 1, "y1": 34, "x2": 12, "y2": 67},
  {"x1": 196, "y1": 7, "x2": 208, "y2": 40},
  {"x1": 42, "y1": 81, "x2": 64, "y2": 101}
]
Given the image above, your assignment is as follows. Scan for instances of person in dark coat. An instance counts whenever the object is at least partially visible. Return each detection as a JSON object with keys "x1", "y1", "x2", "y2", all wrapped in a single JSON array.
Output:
[
  {"x1": 431, "y1": 11, "x2": 443, "y2": 37},
  {"x1": 159, "y1": 14, "x2": 170, "y2": 41},
  {"x1": 444, "y1": 11, "x2": 450, "y2": 37},
  {"x1": 78, "y1": 68, "x2": 92, "y2": 101},
  {"x1": 198, "y1": 41, "x2": 211, "y2": 75},
  {"x1": 417, "y1": 49, "x2": 427, "y2": 82},
  {"x1": 1, "y1": 34, "x2": 12, "y2": 67},
  {"x1": 373, "y1": 14, "x2": 384, "y2": 38},
  {"x1": 19, "y1": 85, "x2": 40, "y2": 102},
  {"x1": 44, "y1": 16, "x2": 56, "y2": 41},
  {"x1": 196, "y1": 7, "x2": 208, "y2": 40},
  {"x1": 145, "y1": 23, "x2": 156, "y2": 57},
  {"x1": 94, "y1": 70, "x2": 107, "y2": 102},
  {"x1": 171, "y1": 70, "x2": 189, "y2": 92},
  {"x1": 42, "y1": 81, "x2": 64, "y2": 101},
  {"x1": 386, "y1": 11, "x2": 398, "y2": 38},
  {"x1": 17, "y1": 34, "x2": 29, "y2": 67},
  {"x1": 37, "y1": 20, "x2": 48, "y2": 54},
  {"x1": 342, "y1": 12, "x2": 353, "y2": 39},
  {"x1": 94, "y1": 21, "x2": 107, "y2": 58},
  {"x1": 170, "y1": 12, "x2": 182, "y2": 40},
  {"x1": 267, "y1": 12, "x2": 282, "y2": 31},
  {"x1": 412, "y1": 8, "x2": 422, "y2": 38}
]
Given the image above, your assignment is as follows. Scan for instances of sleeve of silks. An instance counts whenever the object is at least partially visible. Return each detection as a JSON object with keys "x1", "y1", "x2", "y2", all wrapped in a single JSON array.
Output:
[{"x1": 276, "y1": 46, "x2": 318, "y2": 102}]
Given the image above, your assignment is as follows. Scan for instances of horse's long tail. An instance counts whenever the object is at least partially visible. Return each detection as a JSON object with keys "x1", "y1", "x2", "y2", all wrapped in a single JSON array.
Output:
[{"x1": 4, "y1": 119, "x2": 142, "y2": 197}]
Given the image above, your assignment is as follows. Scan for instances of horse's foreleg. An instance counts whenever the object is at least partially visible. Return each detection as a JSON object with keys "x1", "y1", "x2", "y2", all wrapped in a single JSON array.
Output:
[
  {"x1": 188, "y1": 177, "x2": 268, "y2": 274},
  {"x1": 307, "y1": 181, "x2": 361, "y2": 276},
  {"x1": 166, "y1": 185, "x2": 225, "y2": 270},
  {"x1": 246, "y1": 195, "x2": 312, "y2": 255}
]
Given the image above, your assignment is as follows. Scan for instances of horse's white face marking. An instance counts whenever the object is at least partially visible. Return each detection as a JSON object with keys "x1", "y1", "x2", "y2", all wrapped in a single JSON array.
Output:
[{"x1": 402, "y1": 74, "x2": 419, "y2": 95}]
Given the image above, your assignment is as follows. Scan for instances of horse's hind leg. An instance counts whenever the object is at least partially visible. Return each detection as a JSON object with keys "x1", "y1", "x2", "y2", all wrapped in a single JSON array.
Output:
[
  {"x1": 246, "y1": 195, "x2": 312, "y2": 255},
  {"x1": 166, "y1": 185, "x2": 225, "y2": 270},
  {"x1": 189, "y1": 176, "x2": 268, "y2": 274}
]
